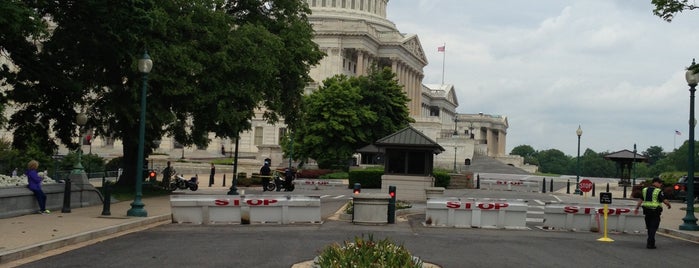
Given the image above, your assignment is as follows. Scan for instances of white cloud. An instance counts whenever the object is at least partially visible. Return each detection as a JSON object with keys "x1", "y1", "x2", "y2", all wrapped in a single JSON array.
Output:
[{"x1": 387, "y1": 0, "x2": 699, "y2": 156}]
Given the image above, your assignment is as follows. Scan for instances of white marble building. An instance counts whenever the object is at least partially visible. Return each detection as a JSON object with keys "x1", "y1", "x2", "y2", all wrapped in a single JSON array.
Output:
[{"x1": 1, "y1": 0, "x2": 511, "y2": 172}]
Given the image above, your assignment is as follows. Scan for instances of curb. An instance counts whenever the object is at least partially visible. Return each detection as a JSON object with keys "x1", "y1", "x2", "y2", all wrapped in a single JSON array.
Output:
[
  {"x1": 659, "y1": 227, "x2": 699, "y2": 243},
  {"x1": 0, "y1": 214, "x2": 171, "y2": 265}
]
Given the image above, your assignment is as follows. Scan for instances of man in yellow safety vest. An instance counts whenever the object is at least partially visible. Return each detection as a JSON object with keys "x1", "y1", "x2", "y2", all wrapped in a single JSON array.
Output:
[{"x1": 634, "y1": 177, "x2": 671, "y2": 249}]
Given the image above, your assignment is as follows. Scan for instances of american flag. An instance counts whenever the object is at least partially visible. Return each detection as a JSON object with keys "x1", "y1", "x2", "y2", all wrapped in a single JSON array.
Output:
[
  {"x1": 437, "y1": 45, "x2": 445, "y2": 52},
  {"x1": 676, "y1": 130, "x2": 682, "y2": 135}
]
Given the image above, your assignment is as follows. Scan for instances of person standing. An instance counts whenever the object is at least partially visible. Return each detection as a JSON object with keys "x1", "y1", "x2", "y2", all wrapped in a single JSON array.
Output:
[
  {"x1": 26, "y1": 160, "x2": 49, "y2": 214},
  {"x1": 162, "y1": 161, "x2": 175, "y2": 189},
  {"x1": 209, "y1": 163, "x2": 215, "y2": 187},
  {"x1": 260, "y1": 158, "x2": 271, "y2": 191},
  {"x1": 634, "y1": 177, "x2": 671, "y2": 249}
]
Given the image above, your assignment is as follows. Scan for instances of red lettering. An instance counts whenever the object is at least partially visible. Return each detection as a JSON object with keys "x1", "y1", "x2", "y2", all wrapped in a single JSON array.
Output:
[
  {"x1": 247, "y1": 199, "x2": 262, "y2": 206},
  {"x1": 464, "y1": 202, "x2": 472, "y2": 209},
  {"x1": 614, "y1": 208, "x2": 630, "y2": 215},
  {"x1": 264, "y1": 199, "x2": 278, "y2": 205},
  {"x1": 564, "y1": 206, "x2": 579, "y2": 214},
  {"x1": 215, "y1": 199, "x2": 229, "y2": 206},
  {"x1": 494, "y1": 203, "x2": 509, "y2": 209},
  {"x1": 446, "y1": 201, "x2": 460, "y2": 209},
  {"x1": 584, "y1": 207, "x2": 593, "y2": 214},
  {"x1": 479, "y1": 203, "x2": 494, "y2": 209}
]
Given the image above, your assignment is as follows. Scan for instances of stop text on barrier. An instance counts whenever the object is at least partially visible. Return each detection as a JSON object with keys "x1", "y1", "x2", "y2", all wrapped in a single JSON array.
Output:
[
  {"x1": 563, "y1": 206, "x2": 630, "y2": 215},
  {"x1": 495, "y1": 180, "x2": 524, "y2": 185},
  {"x1": 446, "y1": 201, "x2": 510, "y2": 210},
  {"x1": 304, "y1": 180, "x2": 329, "y2": 185},
  {"x1": 214, "y1": 199, "x2": 279, "y2": 206}
]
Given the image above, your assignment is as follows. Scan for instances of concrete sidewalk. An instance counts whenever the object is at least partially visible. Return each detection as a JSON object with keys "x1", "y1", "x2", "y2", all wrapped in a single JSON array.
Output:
[{"x1": 1, "y1": 185, "x2": 698, "y2": 266}]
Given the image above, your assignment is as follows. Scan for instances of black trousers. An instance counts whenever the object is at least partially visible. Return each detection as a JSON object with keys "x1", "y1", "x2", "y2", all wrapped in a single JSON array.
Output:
[{"x1": 643, "y1": 207, "x2": 661, "y2": 243}]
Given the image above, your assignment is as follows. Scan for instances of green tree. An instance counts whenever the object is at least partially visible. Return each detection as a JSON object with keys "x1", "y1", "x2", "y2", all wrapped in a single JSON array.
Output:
[
  {"x1": 0, "y1": 1, "x2": 49, "y2": 129},
  {"x1": 536, "y1": 149, "x2": 570, "y2": 174},
  {"x1": 651, "y1": 0, "x2": 699, "y2": 22},
  {"x1": 3, "y1": 1, "x2": 322, "y2": 185},
  {"x1": 294, "y1": 75, "x2": 376, "y2": 169},
  {"x1": 576, "y1": 149, "x2": 615, "y2": 178},
  {"x1": 642, "y1": 145, "x2": 666, "y2": 165},
  {"x1": 510, "y1": 145, "x2": 535, "y2": 157},
  {"x1": 292, "y1": 67, "x2": 412, "y2": 169},
  {"x1": 510, "y1": 145, "x2": 539, "y2": 165}
]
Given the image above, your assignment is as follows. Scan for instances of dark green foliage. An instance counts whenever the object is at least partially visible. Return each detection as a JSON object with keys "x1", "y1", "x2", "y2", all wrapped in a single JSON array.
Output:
[
  {"x1": 651, "y1": 0, "x2": 698, "y2": 22},
  {"x1": 2, "y1": 1, "x2": 322, "y2": 186},
  {"x1": 348, "y1": 169, "x2": 383, "y2": 188},
  {"x1": 290, "y1": 66, "x2": 413, "y2": 169},
  {"x1": 432, "y1": 170, "x2": 451, "y2": 188}
]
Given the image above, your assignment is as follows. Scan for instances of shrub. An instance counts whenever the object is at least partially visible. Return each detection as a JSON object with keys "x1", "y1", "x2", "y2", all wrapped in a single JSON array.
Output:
[
  {"x1": 297, "y1": 169, "x2": 334, "y2": 179},
  {"x1": 314, "y1": 235, "x2": 422, "y2": 268},
  {"x1": 319, "y1": 172, "x2": 349, "y2": 180},
  {"x1": 432, "y1": 170, "x2": 451, "y2": 188},
  {"x1": 348, "y1": 169, "x2": 383, "y2": 188}
]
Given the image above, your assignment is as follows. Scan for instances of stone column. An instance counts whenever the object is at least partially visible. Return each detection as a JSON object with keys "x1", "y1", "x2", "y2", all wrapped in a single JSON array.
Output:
[{"x1": 356, "y1": 49, "x2": 365, "y2": 75}]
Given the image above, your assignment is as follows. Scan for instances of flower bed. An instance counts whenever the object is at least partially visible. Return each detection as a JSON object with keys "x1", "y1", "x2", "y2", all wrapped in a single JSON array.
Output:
[
  {"x1": 0, "y1": 174, "x2": 58, "y2": 188},
  {"x1": 313, "y1": 235, "x2": 424, "y2": 268}
]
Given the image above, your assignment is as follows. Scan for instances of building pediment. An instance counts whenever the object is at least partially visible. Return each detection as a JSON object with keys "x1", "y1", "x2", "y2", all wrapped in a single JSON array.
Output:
[{"x1": 402, "y1": 34, "x2": 428, "y2": 64}]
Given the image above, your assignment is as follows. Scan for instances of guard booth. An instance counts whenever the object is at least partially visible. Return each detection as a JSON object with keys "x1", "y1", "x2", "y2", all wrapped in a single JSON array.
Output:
[
  {"x1": 374, "y1": 126, "x2": 445, "y2": 201},
  {"x1": 604, "y1": 150, "x2": 646, "y2": 187}
]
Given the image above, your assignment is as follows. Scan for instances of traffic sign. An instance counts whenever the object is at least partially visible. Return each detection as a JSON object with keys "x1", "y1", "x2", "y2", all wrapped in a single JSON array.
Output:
[
  {"x1": 600, "y1": 192, "x2": 612, "y2": 204},
  {"x1": 579, "y1": 178, "x2": 593, "y2": 192}
]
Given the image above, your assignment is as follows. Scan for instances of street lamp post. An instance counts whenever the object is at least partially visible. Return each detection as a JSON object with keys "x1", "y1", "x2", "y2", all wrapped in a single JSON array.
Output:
[
  {"x1": 680, "y1": 59, "x2": 699, "y2": 230},
  {"x1": 574, "y1": 125, "x2": 583, "y2": 195},
  {"x1": 73, "y1": 113, "x2": 87, "y2": 173},
  {"x1": 453, "y1": 117, "x2": 459, "y2": 173},
  {"x1": 127, "y1": 50, "x2": 152, "y2": 217}
]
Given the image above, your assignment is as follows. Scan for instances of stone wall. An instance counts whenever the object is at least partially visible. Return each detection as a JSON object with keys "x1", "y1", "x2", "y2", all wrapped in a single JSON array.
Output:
[{"x1": 0, "y1": 182, "x2": 102, "y2": 218}]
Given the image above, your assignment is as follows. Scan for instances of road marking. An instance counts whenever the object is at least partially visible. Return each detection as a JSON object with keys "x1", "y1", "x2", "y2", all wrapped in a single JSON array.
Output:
[{"x1": 533, "y1": 199, "x2": 545, "y2": 206}]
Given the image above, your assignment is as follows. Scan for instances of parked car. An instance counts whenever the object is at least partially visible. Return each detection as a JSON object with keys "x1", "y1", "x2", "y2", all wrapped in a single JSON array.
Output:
[{"x1": 672, "y1": 176, "x2": 699, "y2": 201}]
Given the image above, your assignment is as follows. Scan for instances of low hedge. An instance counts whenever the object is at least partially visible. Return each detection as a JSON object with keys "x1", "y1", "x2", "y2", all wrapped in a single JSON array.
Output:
[{"x1": 348, "y1": 169, "x2": 383, "y2": 188}]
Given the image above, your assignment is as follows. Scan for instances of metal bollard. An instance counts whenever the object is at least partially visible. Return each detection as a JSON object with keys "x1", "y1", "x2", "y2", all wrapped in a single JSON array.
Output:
[
  {"x1": 62, "y1": 178, "x2": 71, "y2": 213},
  {"x1": 550, "y1": 179, "x2": 554, "y2": 193},
  {"x1": 623, "y1": 185, "x2": 627, "y2": 199},
  {"x1": 388, "y1": 186, "x2": 396, "y2": 224},
  {"x1": 223, "y1": 174, "x2": 226, "y2": 187},
  {"x1": 566, "y1": 179, "x2": 570, "y2": 194},
  {"x1": 542, "y1": 178, "x2": 546, "y2": 193},
  {"x1": 476, "y1": 174, "x2": 481, "y2": 189},
  {"x1": 606, "y1": 183, "x2": 610, "y2": 192},
  {"x1": 592, "y1": 183, "x2": 596, "y2": 197},
  {"x1": 101, "y1": 176, "x2": 111, "y2": 216}
]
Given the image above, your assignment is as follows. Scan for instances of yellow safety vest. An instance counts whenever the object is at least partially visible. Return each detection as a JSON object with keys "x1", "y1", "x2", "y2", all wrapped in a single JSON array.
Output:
[{"x1": 641, "y1": 187, "x2": 661, "y2": 208}]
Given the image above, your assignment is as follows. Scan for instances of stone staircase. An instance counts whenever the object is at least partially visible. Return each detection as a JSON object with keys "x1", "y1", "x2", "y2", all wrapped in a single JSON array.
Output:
[{"x1": 448, "y1": 153, "x2": 530, "y2": 189}]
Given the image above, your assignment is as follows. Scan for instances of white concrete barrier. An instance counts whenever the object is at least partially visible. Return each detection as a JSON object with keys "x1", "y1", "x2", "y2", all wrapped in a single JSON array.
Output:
[
  {"x1": 170, "y1": 194, "x2": 321, "y2": 225},
  {"x1": 170, "y1": 195, "x2": 242, "y2": 224},
  {"x1": 480, "y1": 179, "x2": 539, "y2": 192},
  {"x1": 295, "y1": 179, "x2": 347, "y2": 189},
  {"x1": 425, "y1": 198, "x2": 528, "y2": 229},
  {"x1": 542, "y1": 203, "x2": 645, "y2": 233},
  {"x1": 352, "y1": 193, "x2": 390, "y2": 225},
  {"x1": 247, "y1": 195, "x2": 321, "y2": 224}
]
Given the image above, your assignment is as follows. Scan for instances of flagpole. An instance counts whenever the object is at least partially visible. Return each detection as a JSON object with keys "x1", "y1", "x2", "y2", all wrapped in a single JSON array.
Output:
[{"x1": 441, "y1": 42, "x2": 446, "y2": 85}]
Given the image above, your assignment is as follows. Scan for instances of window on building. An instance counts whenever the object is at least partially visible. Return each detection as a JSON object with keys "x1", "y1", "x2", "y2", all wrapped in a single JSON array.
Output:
[
  {"x1": 429, "y1": 106, "x2": 440, "y2": 116},
  {"x1": 254, "y1": 126, "x2": 263, "y2": 145},
  {"x1": 278, "y1": 127, "x2": 287, "y2": 144},
  {"x1": 386, "y1": 149, "x2": 428, "y2": 175}
]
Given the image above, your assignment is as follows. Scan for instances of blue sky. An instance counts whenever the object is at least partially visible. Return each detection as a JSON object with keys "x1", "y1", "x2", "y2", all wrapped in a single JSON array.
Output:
[{"x1": 386, "y1": 0, "x2": 699, "y2": 156}]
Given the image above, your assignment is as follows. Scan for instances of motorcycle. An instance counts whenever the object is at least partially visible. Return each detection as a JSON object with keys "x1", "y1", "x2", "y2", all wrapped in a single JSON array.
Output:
[
  {"x1": 267, "y1": 169, "x2": 295, "y2": 192},
  {"x1": 170, "y1": 174, "x2": 199, "y2": 191}
]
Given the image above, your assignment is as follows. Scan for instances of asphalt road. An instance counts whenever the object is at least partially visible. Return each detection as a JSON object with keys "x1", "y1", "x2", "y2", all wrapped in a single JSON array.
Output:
[{"x1": 17, "y1": 186, "x2": 699, "y2": 268}]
